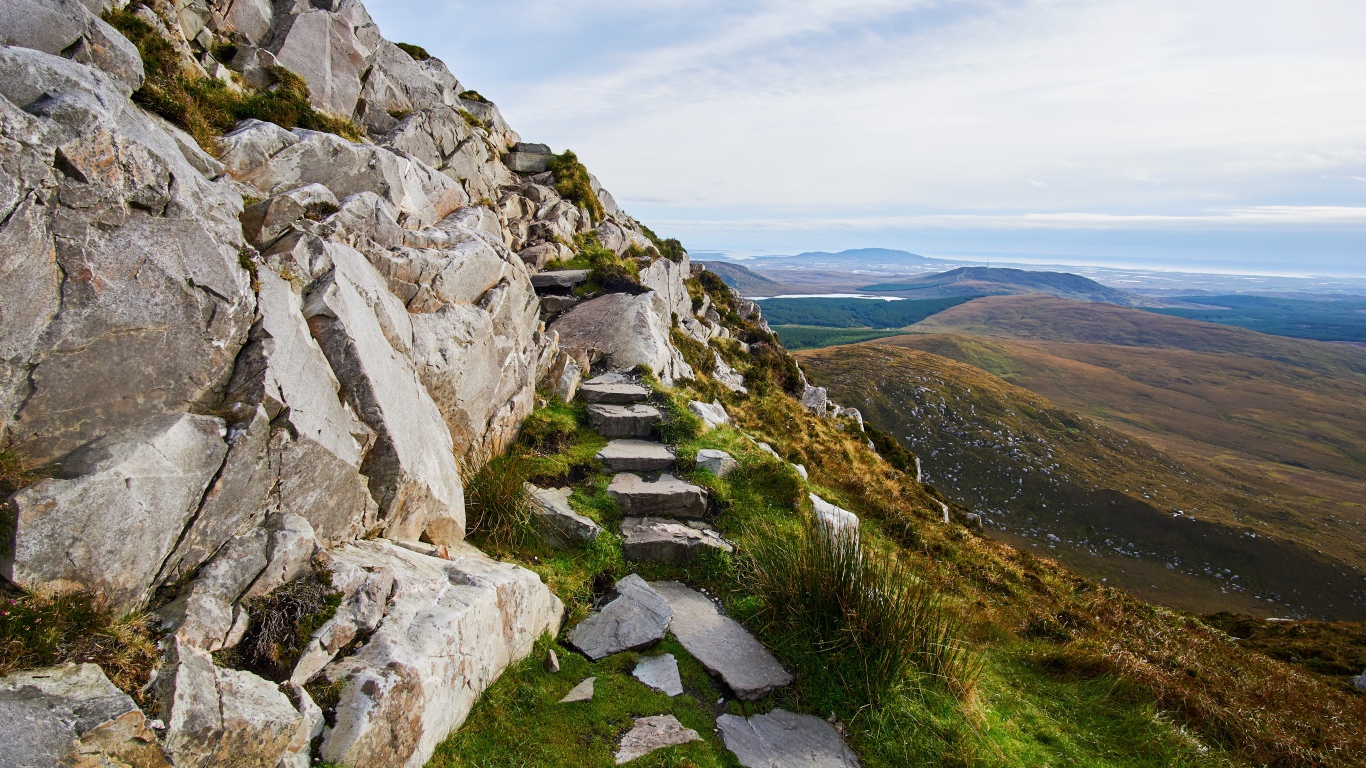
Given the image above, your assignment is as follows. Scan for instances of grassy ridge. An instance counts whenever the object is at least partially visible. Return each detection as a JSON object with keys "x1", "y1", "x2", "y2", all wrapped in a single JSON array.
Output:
[{"x1": 756, "y1": 296, "x2": 972, "y2": 328}]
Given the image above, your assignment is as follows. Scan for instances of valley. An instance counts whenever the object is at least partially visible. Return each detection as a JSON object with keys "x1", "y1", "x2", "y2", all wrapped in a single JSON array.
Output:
[{"x1": 796, "y1": 296, "x2": 1366, "y2": 620}]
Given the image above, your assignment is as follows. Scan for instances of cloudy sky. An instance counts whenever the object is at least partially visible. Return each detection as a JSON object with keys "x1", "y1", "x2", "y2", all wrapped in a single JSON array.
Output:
[{"x1": 370, "y1": 1, "x2": 1366, "y2": 275}]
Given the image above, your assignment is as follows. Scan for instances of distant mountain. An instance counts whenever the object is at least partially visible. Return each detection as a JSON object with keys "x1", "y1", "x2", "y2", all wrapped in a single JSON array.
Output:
[
  {"x1": 783, "y1": 248, "x2": 931, "y2": 264},
  {"x1": 859, "y1": 266, "x2": 1147, "y2": 306},
  {"x1": 698, "y1": 261, "x2": 796, "y2": 296}
]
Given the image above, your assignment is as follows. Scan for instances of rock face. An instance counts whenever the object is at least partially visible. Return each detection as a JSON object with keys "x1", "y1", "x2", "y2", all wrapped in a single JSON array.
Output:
[
  {"x1": 566, "y1": 574, "x2": 672, "y2": 661},
  {"x1": 1, "y1": 663, "x2": 171, "y2": 768},
  {"x1": 318, "y1": 542, "x2": 563, "y2": 768},
  {"x1": 0, "y1": 0, "x2": 693, "y2": 764},
  {"x1": 650, "y1": 581, "x2": 793, "y2": 700},
  {"x1": 717, "y1": 708, "x2": 862, "y2": 768}
]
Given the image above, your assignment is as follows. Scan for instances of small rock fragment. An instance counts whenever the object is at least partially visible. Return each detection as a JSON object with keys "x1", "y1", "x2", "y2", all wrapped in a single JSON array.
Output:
[
  {"x1": 695, "y1": 449, "x2": 738, "y2": 478},
  {"x1": 559, "y1": 677, "x2": 595, "y2": 703},
  {"x1": 615, "y1": 715, "x2": 702, "y2": 764},
  {"x1": 546, "y1": 648, "x2": 561, "y2": 673},
  {"x1": 633, "y1": 654, "x2": 684, "y2": 697}
]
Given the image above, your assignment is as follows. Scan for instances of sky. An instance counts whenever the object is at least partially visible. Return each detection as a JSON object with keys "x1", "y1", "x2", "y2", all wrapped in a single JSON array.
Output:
[{"x1": 368, "y1": 1, "x2": 1366, "y2": 276}]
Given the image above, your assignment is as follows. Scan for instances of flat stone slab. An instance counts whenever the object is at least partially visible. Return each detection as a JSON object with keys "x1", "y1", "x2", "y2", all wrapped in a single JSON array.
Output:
[
  {"x1": 531, "y1": 269, "x2": 590, "y2": 289},
  {"x1": 559, "y1": 677, "x2": 595, "y2": 703},
  {"x1": 608, "y1": 473, "x2": 708, "y2": 518},
  {"x1": 588, "y1": 404, "x2": 664, "y2": 439},
  {"x1": 649, "y1": 581, "x2": 792, "y2": 700},
  {"x1": 597, "y1": 440, "x2": 675, "y2": 472},
  {"x1": 810, "y1": 493, "x2": 858, "y2": 533},
  {"x1": 615, "y1": 715, "x2": 702, "y2": 764},
  {"x1": 528, "y1": 485, "x2": 603, "y2": 547},
  {"x1": 718, "y1": 708, "x2": 861, "y2": 767},
  {"x1": 695, "y1": 449, "x2": 738, "y2": 478},
  {"x1": 622, "y1": 518, "x2": 733, "y2": 563},
  {"x1": 581, "y1": 381, "x2": 651, "y2": 405},
  {"x1": 566, "y1": 574, "x2": 672, "y2": 661},
  {"x1": 633, "y1": 654, "x2": 683, "y2": 697}
]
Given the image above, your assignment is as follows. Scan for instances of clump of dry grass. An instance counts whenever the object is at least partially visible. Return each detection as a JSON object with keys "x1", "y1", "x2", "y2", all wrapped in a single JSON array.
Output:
[
  {"x1": 0, "y1": 589, "x2": 159, "y2": 705},
  {"x1": 746, "y1": 516, "x2": 982, "y2": 703},
  {"x1": 462, "y1": 450, "x2": 539, "y2": 551},
  {"x1": 219, "y1": 567, "x2": 341, "y2": 682}
]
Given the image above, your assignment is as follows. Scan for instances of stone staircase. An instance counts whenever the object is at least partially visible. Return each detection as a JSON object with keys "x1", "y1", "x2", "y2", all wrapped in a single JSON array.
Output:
[{"x1": 579, "y1": 374, "x2": 733, "y2": 563}]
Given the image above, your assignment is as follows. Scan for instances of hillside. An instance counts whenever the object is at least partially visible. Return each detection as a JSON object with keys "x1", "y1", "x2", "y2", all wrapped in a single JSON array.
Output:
[
  {"x1": 1150, "y1": 294, "x2": 1366, "y2": 343},
  {"x1": 757, "y1": 295, "x2": 973, "y2": 327},
  {"x1": 798, "y1": 343, "x2": 1366, "y2": 621},
  {"x1": 697, "y1": 260, "x2": 796, "y2": 296},
  {"x1": 861, "y1": 266, "x2": 1149, "y2": 306}
]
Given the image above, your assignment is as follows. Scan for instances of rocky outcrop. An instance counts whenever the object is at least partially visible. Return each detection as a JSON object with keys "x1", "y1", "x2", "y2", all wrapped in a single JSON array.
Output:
[
  {"x1": 1, "y1": 663, "x2": 172, "y2": 768},
  {"x1": 550, "y1": 292, "x2": 694, "y2": 385}
]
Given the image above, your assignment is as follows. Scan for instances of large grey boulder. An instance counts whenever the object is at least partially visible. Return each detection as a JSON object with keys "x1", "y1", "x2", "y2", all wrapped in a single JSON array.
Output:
[
  {"x1": 157, "y1": 640, "x2": 311, "y2": 768},
  {"x1": 566, "y1": 574, "x2": 672, "y2": 661},
  {"x1": 317, "y1": 541, "x2": 563, "y2": 768},
  {"x1": 303, "y1": 242, "x2": 465, "y2": 545},
  {"x1": 4, "y1": 414, "x2": 228, "y2": 611},
  {"x1": 650, "y1": 581, "x2": 792, "y2": 700},
  {"x1": 0, "y1": 663, "x2": 172, "y2": 768},
  {"x1": 717, "y1": 708, "x2": 862, "y2": 767},
  {"x1": 608, "y1": 473, "x2": 709, "y2": 518},
  {"x1": 688, "y1": 400, "x2": 730, "y2": 430},
  {"x1": 0, "y1": 48, "x2": 256, "y2": 465},
  {"x1": 622, "y1": 518, "x2": 733, "y2": 563},
  {"x1": 810, "y1": 493, "x2": 859, "y2": 534},
  {"x1": 507, "y1": 142, "x2": 554, "y2": 173},
  {"x1": 527, "y1": 484, "x2": 603, "y2": 546},
  {"x1": 615, "y1": 715, "x2": 702, "y2": 765},
  {"x1": 0, "y1": 0, "x2": 144, "y2": 94},
  {"x1": 549, "y1": 292, "x2": 694, "y2": 385}
]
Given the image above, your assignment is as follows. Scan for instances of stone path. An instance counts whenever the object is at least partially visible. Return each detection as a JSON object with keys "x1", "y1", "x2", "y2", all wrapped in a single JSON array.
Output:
[
  {"x1": 597, "y1": 440, "x2": 676, "y2": 472},
  {"x1": 608, "y1": 473, "x2": 708, "y2": 518},
  {"x1": 717, "y1": 708, "x2": 861, "y2": 767},
  {"x1": 587, "y1": 404, "x2": 663, "y2": 438},
  {"x1": 650, "y1": 581, "x2": 793, "y2": 700},
  {"x1": 622, "y1": 518, "x2": 733, "y2": 562}
]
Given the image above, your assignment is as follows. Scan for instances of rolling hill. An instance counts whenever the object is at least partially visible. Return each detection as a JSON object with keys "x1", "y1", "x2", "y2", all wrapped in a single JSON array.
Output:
[
  {"x1": 859, "y1": 266, "x2": 1149, "y2": 306},
  {"x1": 697, "y1": 261, "x2": 796, "y2": 296},
  {"x1": 798, "y1": 342, "x2": 1366, "y2": 620}
]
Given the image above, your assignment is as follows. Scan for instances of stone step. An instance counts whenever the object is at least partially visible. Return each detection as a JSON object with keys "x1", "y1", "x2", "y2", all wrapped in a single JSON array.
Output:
[
  {"x1": 580, "y1": 381, "x2": 651, "y2": 405},
  {"x1": 648, "y1": 581, "x2": 793, "y2": 700},
  {"x1": 530, "y1": 269, "x2": 590, "y2": 290},
  {"x1": 597, "y1": 440, "x2": 675, "y2": 472},
  {"x1": 587, "y1": 404, "x2": 663, "y2": 439},
  {"x1": 621, "y1": 518, "x2": 732, "y2": 563},
  {"x1": 608, "y1": 473, "x2": 708, "y2": 519},
  {"x1": 565, "y1": 574, "x2": 671, "y2": 661},
  {"x1": 718, "y1": 709, "x2": 861, "y2": 767}
]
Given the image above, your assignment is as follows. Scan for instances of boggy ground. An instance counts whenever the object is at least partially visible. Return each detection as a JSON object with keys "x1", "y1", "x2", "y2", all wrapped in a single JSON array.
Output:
[{"x1": 431, "y1": 366, "x2": 1366, "y2": 767}]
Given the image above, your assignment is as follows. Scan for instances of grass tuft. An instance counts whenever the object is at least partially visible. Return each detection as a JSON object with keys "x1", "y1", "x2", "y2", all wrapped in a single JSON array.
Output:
[
  {"x1": 462, "y1": 450, "x2": 540, "y2": 551},
  {"x1": 395, "y1": 42, "x2": 431, "y2": 61},
  {"x1": 746, "y1": 516, "x2": 982, "y2": 703},
  {"x1": 547, "y1": 151, "x2": 606, "y2": 224}
]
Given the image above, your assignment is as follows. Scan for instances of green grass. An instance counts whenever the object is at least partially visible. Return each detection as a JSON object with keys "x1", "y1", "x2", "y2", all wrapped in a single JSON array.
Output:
[
  {"x1": 548, "y1": 151, "x2": 606, "y2": 224},
  {"x1": 770, "y1": 325, "x2": 910, "y2": 349},
  {"x1": 431, "y1": 635, "x2": 740, "y2": 768},
  {"x1": 396, "y1": 42, "x2": 432, "y2": 61}
]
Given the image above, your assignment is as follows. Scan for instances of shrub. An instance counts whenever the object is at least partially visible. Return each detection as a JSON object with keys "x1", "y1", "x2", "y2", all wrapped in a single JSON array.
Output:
[
  {"x1": 547, "y1": 151, "x2": 606, "y2": 224},
  {"x1": 584, "y1": 246, "x2": 642, "y2": 293},
  {"x1": 395, "y1": 42, "x2": 431, "y2": 61},
  {"x1": 745, "y1": 516, "x2": 982, "y2": 703},
  {"x1": 639, "y1": 223, "x2": 687, "y2": 262},
  {"x1": 220, "y1": 567, "x2": 341, "y2": 681},
  {"x1": 0, "y1": 589, "x2": 159, "y2": 703},
  {"x1": 458, "y1": 89, "x2": 489, "y2": 103},
  {"x1": 743, "y1": 341, "x2": 803, "y2": 396},
  {"x1": 463, "y1": 450, "x2": 539, "y2": 550},
  {"x1": 104, "y1": 9, "x2": 362, "y2": 149}
]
